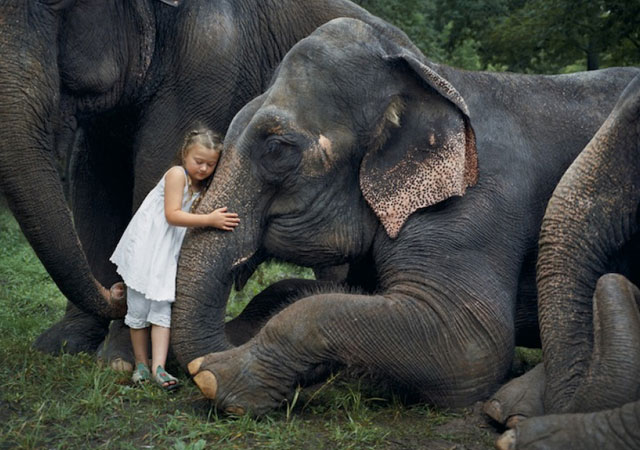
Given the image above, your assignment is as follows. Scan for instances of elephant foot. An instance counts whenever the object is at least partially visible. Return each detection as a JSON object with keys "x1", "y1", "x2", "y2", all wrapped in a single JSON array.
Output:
[
  {"x1": 188, "y1": 343, "x2": 294, "y2": 416},
  {"x1": 96, "y1": 319, "x2": 134, "y2": 372},
  {"x1": 484, "y1": 363, "x2": 545, "y2": 428},
  {"x1": 495, "y1": 411, "x2": 613, "y2": 450},
  {"x1": 33, "y1": 302, "x2": 110, "y2": 355}
]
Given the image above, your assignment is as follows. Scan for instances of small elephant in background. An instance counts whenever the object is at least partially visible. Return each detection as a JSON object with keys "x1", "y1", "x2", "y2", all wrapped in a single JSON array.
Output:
[
  {"x1": 169, "y1": 17, "x2": 639, "y2": 415},
  {"x1": 487, "y1": 75, "x2": 640, "y2": 449}
]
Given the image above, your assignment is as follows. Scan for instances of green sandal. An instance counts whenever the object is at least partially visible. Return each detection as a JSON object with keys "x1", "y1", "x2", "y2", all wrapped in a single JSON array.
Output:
[
  {"x1": 131, "y1": 362, "x2": 151, "y2": 384},
  {"x1": 153, "y1": 366, "x2": 180, "y2": 391}
]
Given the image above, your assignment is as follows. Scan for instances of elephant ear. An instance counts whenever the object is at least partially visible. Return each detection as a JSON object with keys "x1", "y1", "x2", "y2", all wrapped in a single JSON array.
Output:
[{"x1": 359, "y1": 50, "x2": 478, "y2": 239}]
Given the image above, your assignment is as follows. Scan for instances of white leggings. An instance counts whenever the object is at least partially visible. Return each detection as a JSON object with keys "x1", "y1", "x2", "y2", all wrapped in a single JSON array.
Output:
[{"x1": 124, "y1": 287, "x2": 172, "y2": 329}]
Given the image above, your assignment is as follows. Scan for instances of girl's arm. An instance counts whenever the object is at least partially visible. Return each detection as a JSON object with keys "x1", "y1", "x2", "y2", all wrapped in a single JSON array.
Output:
[{"x1": 164, "y1": 166, "x2": 240, "y2": 230}]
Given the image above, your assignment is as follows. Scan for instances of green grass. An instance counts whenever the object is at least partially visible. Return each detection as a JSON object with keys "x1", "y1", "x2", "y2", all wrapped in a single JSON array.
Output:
[{"x1": 0, "y1": 203, "x2": 507, "y2": 449}]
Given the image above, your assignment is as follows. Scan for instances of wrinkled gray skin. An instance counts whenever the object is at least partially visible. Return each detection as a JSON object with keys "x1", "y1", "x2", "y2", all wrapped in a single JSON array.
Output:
[
  {"x1": 0, "y1": 0, "x2": 373, "y2": 366},
  {"x1": 172, "y1": 18, "x2": 640, "y2": 415},
  {"x1": 488, "y1": 75, "x2": 640, "y2": 449}
]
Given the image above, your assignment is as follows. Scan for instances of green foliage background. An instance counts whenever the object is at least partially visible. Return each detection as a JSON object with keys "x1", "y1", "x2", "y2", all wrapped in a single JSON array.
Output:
[{"x1": 354, "y1": 0, "x2": 640, "y2": 73}]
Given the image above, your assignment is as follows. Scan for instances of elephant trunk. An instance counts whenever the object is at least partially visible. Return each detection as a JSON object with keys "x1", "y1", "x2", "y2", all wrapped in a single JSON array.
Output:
[
  {"x1": 171, "y1": 150, "x2": 264, "y2": 368},
  {"x1": 0, "y1": 4, "x2": 121, "y2": 318},
  {"x1": 537, "y1": 78, "x2": 640, "y2": 413}
]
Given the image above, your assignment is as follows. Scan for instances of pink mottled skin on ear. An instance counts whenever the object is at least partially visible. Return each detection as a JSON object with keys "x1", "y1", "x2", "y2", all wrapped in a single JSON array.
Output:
[{"x1": 361, "y1": 131, "x2": 474, "y2": 239}]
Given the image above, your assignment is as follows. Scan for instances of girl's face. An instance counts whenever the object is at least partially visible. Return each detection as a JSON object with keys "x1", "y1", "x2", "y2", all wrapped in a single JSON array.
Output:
[{"x1": 183, "y1": 144, "x2": 220, "y2": 182}]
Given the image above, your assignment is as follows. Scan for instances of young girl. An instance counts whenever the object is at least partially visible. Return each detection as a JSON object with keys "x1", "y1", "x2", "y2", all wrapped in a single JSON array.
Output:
[{"x1": 110, "y1": 128, "x2": 240, "y2": 390}]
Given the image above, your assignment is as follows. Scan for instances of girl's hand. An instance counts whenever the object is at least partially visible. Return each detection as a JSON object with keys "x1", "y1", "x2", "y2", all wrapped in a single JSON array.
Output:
[{"x1": 207, "y1": 207, "x2": 240, "y2": 231}]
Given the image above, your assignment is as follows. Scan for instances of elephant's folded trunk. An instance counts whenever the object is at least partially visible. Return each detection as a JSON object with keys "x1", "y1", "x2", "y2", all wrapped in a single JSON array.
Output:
[{"x1": 537, "y1": 75, "x2": 640, "y2": 413}]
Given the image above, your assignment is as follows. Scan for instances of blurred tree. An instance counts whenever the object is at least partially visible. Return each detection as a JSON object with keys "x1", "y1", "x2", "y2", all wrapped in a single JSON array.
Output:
[
  {"x1": 353, "y1": 0, "x2": 639, "y2": 73},
  {"x1": 352, "y1": 0, "x2": 447, "y2": 62},
  {"x1": 479, "y1": 0, "x2": 640, "y2": 72}
]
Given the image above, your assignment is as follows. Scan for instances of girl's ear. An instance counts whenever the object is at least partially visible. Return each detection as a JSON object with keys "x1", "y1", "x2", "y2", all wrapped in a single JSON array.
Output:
[{"x1": 359, "y1": 49, "x2": 477, "y2": 239}]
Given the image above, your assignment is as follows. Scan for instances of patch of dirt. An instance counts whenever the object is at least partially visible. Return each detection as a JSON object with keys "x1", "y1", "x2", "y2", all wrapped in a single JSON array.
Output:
[{"x1": 377, "y1": 401, "x2": 502, "y2": 450}]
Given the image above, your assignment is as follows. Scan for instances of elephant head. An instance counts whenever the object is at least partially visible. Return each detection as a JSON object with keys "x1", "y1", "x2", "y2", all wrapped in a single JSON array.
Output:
[
  {"x1": 171, "y1": 18, "x2": 477, "y2": 369},
  {"x1": 0, "y1": 0, "x2": 160, "y2": 318},
  {"x1": 496, "y1": 74, "x2": 640, "y2": 449}
]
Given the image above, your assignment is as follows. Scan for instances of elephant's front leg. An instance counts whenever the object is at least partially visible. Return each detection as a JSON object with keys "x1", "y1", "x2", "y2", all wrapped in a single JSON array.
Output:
[
  {"x1": 225, "y1": 278, "x2": 341, "y2": 346},
  {"x1": 35, "y1": 128, "x2": 133, "y2": 361},
  {"x1": 189, "y1": 292, "x2": 514, "y2": 415}
]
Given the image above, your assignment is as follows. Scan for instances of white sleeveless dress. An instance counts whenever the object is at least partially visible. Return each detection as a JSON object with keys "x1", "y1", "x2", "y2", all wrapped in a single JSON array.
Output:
[{"x1": 110, "y1": 169, "x2": 199, "y2": 302}]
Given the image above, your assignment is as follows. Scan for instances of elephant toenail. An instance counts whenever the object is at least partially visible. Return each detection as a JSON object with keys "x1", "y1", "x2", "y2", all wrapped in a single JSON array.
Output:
[
  {"x1": 483, "y1": 399, "x2": 503, "y2": 422},
  {"x1": 111, "y1": 358, "x2": 133, "y2": 373},
  {"x1": 225, "y1": 405, "x2": 245, "y2": 415},
  {"x1": 193, "y1": 370, "x2": 218, "y2": 399},
  {"x1": 495, "y1": 429, "x2": 517, "y2": 450},
  {"x1": 506, "y1": 414, "x2": 527, "y2": 429},
  {"x1": 188, "y1": 356, "x2": 205, "y2": 375}
]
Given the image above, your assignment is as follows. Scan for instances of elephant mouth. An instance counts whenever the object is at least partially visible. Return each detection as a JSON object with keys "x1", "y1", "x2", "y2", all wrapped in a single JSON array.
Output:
[
  {"x1": 230, "y1": 250, "x2": 264, "y2": 292},
  {"x1": 232, "y1": 253, "x2": 254, "y2": 269}
]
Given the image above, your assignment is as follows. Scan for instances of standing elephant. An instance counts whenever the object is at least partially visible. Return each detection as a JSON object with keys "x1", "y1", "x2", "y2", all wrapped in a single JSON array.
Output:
[
  {"x1": 489, "y1": 75, "x2": 640, "y2": 449},
  {"x1": 0, "y1": 0, "x2": 376, "y2": 362},
  {"x1": 171, "y1": 18, "x2": 639, "y2": 415}
]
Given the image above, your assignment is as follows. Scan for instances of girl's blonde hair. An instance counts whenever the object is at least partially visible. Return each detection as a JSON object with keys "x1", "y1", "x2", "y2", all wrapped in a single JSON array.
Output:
[
  {"x1": 176, "y1": 126, "x2": 224, "y2": 212},
  {"x1": 178, "y1": 127, "x2": 223, "y2": 163}
]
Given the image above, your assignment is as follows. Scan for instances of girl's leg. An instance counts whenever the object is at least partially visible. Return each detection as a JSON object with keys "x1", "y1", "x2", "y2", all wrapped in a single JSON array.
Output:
[
  {"x1": 150, "y1": 325, "x2": 170, "y2": 372},
  {"x1": 124, "y1": 287, "x2": 151, "y2": 365},
  {"x1": 148, "y1": 301, "x2": 178, "y2": 388},
  {"x1": 124, "y1": 287, "x2": 152, "y2": 382},
  {"x1": 130, "y1": 327, "x2": 150, "y2": 365}
]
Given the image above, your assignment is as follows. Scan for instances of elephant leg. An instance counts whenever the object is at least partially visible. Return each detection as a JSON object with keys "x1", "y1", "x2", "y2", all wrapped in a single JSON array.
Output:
[
  {"x1": 484, "y1": 363, "x2": 545, "y2": 428},
  {"x1": 189, "y1": 292, "x2": 513, "y2": 415},
  {"x1": 33, "y1": 301, "x2": 111, "y2": 355},
  {"x1": 225, "y1": 278, "x2": 338, "y2": 346},
  {"x1": 35, "y1": 125, "x2": 133, "y2": 355},
  {"x1": 496, "y1": 401, "x2": 640, "y2": 450},
  {"x1": 96, "y1": 320, "x2": 135, "y2": 372},
  {"x1": 493, "y1": 275, "x2": 640, "y2": 449},
  {"x1": 486, "y1": 274, "x2": 640, "y2": 430}
]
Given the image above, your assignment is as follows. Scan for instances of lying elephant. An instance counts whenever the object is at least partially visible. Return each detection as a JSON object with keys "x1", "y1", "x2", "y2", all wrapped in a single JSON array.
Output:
[
  {"x1": 0, "y1": 0, "x2": 378, "y2": 363},
  {"x1": 487, "y1": 75, "x2": 640, "y2": 449},
  {"x1": 171, "y1": 17, "x2": 639, "y2": 414}
]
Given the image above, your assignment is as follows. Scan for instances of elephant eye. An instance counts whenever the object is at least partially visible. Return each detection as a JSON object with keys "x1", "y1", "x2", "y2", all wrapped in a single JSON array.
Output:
[
  {"x1": 257, "y1": 135, "x2": 303, "y2": 185},
  {"x1": 266, "y1": 135, "x2": 295, "y2": 151},
  {"x1": 266, "y1": 138, "x2": 286, "y2": 153}
]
